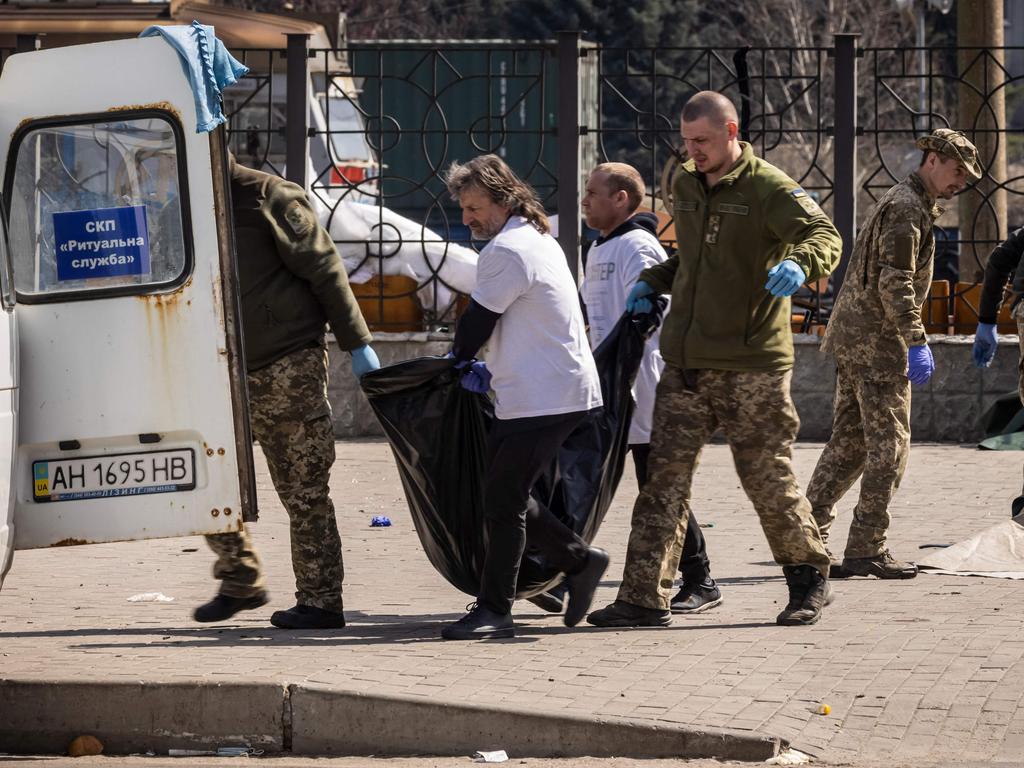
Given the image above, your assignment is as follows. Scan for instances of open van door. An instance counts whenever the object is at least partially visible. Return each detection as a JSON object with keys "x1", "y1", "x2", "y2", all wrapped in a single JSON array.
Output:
[
  {"x1": 0, "y1": 193, "x2": 16, "y2": 589},
  {"x1": 0, "y1": 36, "x2": 255, "y2": 580}
]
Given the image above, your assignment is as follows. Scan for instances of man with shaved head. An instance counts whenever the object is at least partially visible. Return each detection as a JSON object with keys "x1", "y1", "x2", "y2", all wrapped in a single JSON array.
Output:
[
  {"x1": 580, "y1": 161, "x2": 722, "y2": 615},
  {"x1": 588, "y1": 90, "x2": 842, "y2": 628}
]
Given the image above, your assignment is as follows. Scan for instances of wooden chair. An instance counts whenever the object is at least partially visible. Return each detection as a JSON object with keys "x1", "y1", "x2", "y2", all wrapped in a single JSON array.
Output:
[
  {"x1": 351, "y1": 274, "x2": 423, "y2": 332},
  {"x1": 924, "y1": 280, "x2": 952, "y2": 334},
  {"x1": 952, "y1": 282, "x2": 1016, "y2": 335}
]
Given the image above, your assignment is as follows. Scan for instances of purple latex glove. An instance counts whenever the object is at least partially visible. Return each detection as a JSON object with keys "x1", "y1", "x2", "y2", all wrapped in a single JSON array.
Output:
[{"x1": 907, "y1": 344, "x2": 935, "y2": 385}]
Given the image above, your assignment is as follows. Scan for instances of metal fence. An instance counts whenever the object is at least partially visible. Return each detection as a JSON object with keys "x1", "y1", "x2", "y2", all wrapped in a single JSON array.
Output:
[
  {"x1": 232, "y1": 34, "x2": 1024, "y2": 335},
  {"x1": 4, "y1": 34, "x2": 1019, "y2": 334}
]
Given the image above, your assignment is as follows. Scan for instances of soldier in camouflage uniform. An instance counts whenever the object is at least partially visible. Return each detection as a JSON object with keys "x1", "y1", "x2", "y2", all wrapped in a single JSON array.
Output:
[
  {"x1": 194, "y1": 157, "x2": 379, "y2": 630},
  {"x1": 587, "y1": 91, "x2": 842, "y2": 628},
  {"x1": 807, "y1": 129, "x2": 980, "y2": 579}
]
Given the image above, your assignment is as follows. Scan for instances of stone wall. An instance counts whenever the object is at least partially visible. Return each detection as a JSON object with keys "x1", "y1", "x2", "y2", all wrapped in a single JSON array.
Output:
[{"x1": 328, "y1": 332, "x2": 1023, "y2": 443}]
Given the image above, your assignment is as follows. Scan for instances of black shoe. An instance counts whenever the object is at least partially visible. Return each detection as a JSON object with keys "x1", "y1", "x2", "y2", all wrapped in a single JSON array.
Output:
[
  {"x1": 442, "y1": 603, "x2": 514, "y2": 640},
  {"x1": 564, "y1": 547, "x2": 610, "y2": 627},
  {"x1": 270, "y1": 604, "x2": 346, "y2": 629},
  {"x1": 841, "y1": 550, "x2": 918, "y2": 579},
  {"x1": 586, "y1": 600, "x2": 671, "y2": 627},
  {"x1": 776, "y1": 565, "x2": 832, "y2": 626},
  {"x1": 193, "y1": 591, "x2": 269, "y2": 623},
  {"x1": 526, "y1": 588, "x2": 565, "y2": 614},
  {"x1": 670, "y1": 579, "x2": 723, "y2": 614}
]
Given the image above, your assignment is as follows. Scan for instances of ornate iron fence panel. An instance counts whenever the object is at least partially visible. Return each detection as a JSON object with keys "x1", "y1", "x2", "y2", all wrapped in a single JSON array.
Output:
[{"x1": 319, "y1": 42, "x2": 562, "y2": 330}]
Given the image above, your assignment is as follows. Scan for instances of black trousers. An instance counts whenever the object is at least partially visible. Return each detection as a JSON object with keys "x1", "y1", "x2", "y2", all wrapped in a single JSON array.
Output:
[
  {"x1": 630, "y1": 443, "x2": 711, "y2": 585},
  {"x1": 479, "y1": 410, "x2": 592, "y2": 614}
]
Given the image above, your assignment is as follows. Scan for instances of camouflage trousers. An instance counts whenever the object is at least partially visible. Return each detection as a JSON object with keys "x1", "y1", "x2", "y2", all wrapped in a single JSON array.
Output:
[
  {"x1": 205, "y1": 344, "x2": 344, "y2": 611},
  {"x1": 805, "y1": 362, "x2": 910, "y2": 559},
  {"x1": 618, "y1": 366, "x2": 830, "y2": 611}
]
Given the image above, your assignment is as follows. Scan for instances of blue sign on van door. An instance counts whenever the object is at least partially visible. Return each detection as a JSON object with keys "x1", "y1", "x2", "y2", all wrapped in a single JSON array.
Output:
[{"x1": 53, "y1": 205, "x2": 150, "y2": 281}]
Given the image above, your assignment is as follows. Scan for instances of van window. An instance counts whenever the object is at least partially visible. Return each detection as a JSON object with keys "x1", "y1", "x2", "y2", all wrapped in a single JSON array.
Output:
[{"x1": 6, "y1": 113, "x2": 190, "y2": 300}]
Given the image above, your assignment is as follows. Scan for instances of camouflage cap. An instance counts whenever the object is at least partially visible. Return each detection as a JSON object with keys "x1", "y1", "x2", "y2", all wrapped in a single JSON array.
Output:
[{"x1": 915, "y1": 128, "x2": 982, "y2": 180}]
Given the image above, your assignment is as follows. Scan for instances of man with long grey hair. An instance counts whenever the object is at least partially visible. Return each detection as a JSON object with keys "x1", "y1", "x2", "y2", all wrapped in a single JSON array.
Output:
[{"x1": 442, "y1": 153, "x2": 608, "y2": 640}]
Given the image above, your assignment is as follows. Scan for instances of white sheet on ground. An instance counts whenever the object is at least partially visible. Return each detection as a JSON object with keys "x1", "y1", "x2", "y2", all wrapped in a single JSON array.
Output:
[{"x1": 918, "y1": 514, "x2": 1024, "y2": 579}]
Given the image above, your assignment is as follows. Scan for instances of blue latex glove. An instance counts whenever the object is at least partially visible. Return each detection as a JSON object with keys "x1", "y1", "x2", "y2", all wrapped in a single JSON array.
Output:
[
  {"x1": 973, "y1": 322, "x2": 998, "y2": 368},
  {"x1": 350, "y1": 344, "x2": 381, "y2": 379},
  {"x1": 460, "y1": 361, "x2": 492, "y2": 393},
  {"x1": 765, "y1": 260, "x2": 806, "y2": 297},
  {"x1": 907, "y1": 344, "x2": 935, "y2": 385},
  {"x1": 625, "y1": 281, "x2": 656, "y2": 315}
]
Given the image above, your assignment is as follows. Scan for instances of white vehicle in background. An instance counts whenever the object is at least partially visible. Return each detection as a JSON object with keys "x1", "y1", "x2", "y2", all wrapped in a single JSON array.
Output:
[
  {"x1": 0, "y1": 36, "x2": 256, "y2": 588},
  {"x1": 223, "y1": 65, "x2": 478, "y2": 322}
]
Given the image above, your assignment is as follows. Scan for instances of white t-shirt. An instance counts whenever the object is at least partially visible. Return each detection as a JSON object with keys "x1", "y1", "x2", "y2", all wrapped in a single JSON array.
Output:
[
  {"x1": 473, "y1": 216, "x2": 603, "y2": 420},
  {"x1": 580, "y1": 222, "x2": 667, "y2": 444}
]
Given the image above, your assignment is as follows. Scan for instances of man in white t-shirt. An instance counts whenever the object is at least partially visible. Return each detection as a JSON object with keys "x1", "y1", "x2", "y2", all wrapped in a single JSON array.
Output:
[
  {"x1": 442, "y1": 154, "x2": 608, "y2": 641},
  {"x1": 580, "y1": 162, "x2": 722, "y2": 615}
]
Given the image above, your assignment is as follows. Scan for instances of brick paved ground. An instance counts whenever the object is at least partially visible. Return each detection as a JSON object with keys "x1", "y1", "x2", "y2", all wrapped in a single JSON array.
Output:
[{"x1": 2, "y1": 440, "x2": 1023, "y2": 766}]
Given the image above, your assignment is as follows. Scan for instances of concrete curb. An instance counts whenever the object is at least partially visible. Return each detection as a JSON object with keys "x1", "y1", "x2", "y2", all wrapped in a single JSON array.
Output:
[{"x1": 0, "y1": 679, "x2": 785, "y2": 761}]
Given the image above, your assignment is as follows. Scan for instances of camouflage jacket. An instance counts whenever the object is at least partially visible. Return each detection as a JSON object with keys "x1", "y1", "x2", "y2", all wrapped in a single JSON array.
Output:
[
  {"x1": 642, "y1": 142, "x2": 841, "y2": 372},
  {"x1": 821, "y1": 172, "x2": 940, "y2": 373},
  {"x1": 231, "y1": 161, "x2": 372, "y2": 372}
]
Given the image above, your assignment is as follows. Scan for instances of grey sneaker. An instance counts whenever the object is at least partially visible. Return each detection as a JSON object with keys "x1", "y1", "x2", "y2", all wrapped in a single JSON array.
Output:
[
  {"x1": 670, "y1": 579, "x2": 723, "y2": 614},
  {"x1": 842, "y1": 550, "x2": 918, "y2": 579},
  {"x1": 442, "y1": 603, "x2": 514, "y2": 640}
]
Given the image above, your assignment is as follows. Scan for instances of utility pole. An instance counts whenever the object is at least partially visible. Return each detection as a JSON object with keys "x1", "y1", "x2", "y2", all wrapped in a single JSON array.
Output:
[{"x1": 958, "y1": 0, "x2": 1006, "y2": 282}]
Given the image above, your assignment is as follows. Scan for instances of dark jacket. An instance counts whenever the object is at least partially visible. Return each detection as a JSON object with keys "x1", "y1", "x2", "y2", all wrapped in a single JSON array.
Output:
[
  {"x1": 230, "y1": 161, "x2": 371, "y2": 371},
  {"x1": 978, "y1": 226, "x2": 1024, "y2": 324}
]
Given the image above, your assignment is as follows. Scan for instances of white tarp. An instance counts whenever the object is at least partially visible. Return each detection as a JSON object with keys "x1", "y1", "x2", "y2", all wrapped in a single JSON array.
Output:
[{"x1": 918, "y1": 514, "x2": 1024, "y2": 579}]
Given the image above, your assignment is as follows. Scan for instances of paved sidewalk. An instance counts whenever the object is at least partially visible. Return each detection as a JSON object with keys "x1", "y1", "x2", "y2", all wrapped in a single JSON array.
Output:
[{"x1": 2, "y1": 440, "x2": 1023, "y2": 765}]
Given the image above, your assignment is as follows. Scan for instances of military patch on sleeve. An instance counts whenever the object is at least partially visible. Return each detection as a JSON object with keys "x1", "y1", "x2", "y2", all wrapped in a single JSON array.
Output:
[
  {"x1": 283, "y1": 200, "x2": 315, "y2": 238},
  {"x1": 676, "y1": 201, "x2": 698, "y2": 212},
  {"x1": 790, "y1": 188, "x2": 823, "y2": 216},
  {"x1": 894, "y1": 233, "x2": 915, "y2": 270}
]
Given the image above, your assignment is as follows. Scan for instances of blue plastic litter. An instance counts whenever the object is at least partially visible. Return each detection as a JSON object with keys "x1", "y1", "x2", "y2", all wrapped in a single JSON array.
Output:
[{"x1": 371, "y1": 515, "x2": 392, "y2": 527}]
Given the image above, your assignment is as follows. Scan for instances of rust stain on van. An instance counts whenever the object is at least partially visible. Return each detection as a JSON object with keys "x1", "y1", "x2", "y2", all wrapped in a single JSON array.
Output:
[
  {"x1": 16, "y1": 103, "x2": 183, "y2": 135},
  {"x1": 107, "y1": 102, "x2": 183, "y2": 122},
  {"x1": 51, "y1": 537, "x2": 90, "y2": 547}
]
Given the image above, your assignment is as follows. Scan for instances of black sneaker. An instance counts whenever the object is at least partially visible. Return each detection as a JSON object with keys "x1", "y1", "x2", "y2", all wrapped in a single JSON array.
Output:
[
  {"x1": 193, "y1": 591, "x2": 269, "y2": 623},
  {"x1": 526, "y1": 588, "x2": 565, "y2": 614},
  {"x1": 841, "y1": 550, "x2": 918, "y2": 579},
  {"x1": 442, "y1": 603, "x2": 514, "y2": 640},
  {"x1": 776, "y1": 565, "x2": 833, "y2": 626},
  {"x1": 270, "y1": 604, "x2": 346, "y2": 629},
  {"x1": 586, "y1": 600, "x2": 671, "y2": 627},
  {"x1": 564, "y1": 547, "x2": 610, "y2": 627},
  {"x1": 670, "y1": 579, "x2": 723, "y2": 614}
]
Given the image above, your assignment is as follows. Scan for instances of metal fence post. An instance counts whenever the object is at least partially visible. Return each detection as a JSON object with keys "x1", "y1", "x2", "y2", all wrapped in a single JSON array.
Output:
[
  {"x1": 286, "y1": 33, "x2": 310, "y2": 188},
  {"x1": 831, "y1": 32, "x2": 859, "y2": 292},
  {"x1": 556, "y1": 31, "x2": 581, "y2": 281}
]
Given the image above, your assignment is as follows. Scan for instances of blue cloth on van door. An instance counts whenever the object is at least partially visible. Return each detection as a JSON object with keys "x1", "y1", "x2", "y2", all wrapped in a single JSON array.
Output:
[{"x1": 139, "y1": 21, "x2": 249, "y2": 133}]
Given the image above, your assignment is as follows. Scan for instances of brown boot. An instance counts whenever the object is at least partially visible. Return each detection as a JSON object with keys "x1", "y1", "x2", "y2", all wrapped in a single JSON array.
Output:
[
  {"x1": 841, "y1": 550, "x2": 918, "y2": 579},
  {"x1": 776, "y1": 565, "x2": 832, "y2": 626}
]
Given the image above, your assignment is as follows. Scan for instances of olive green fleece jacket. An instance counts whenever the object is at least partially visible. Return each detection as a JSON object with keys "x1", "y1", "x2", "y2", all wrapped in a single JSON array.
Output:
[
  {"x1": 641, "y1": 142, "x2": 842, "y2": 371},
  {"x1": 231, "y1": 162, "x2": 372, "y2": 372}
]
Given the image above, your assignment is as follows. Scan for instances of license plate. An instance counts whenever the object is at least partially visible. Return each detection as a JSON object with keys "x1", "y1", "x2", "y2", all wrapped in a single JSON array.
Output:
[{"x1": 32, "y1": 448, "x2": 196, "y2": 502}]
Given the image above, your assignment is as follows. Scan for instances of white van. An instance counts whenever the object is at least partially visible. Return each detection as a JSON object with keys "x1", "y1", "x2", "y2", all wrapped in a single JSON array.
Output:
[{"x1": 0, "y1": 36, "x2": 257, "y2": 588}]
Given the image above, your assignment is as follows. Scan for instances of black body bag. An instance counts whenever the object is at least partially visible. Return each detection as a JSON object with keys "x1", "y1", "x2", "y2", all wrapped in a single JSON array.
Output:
[{"x1": 359, "y1": 310, "x2": 658, "y2": 598}]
